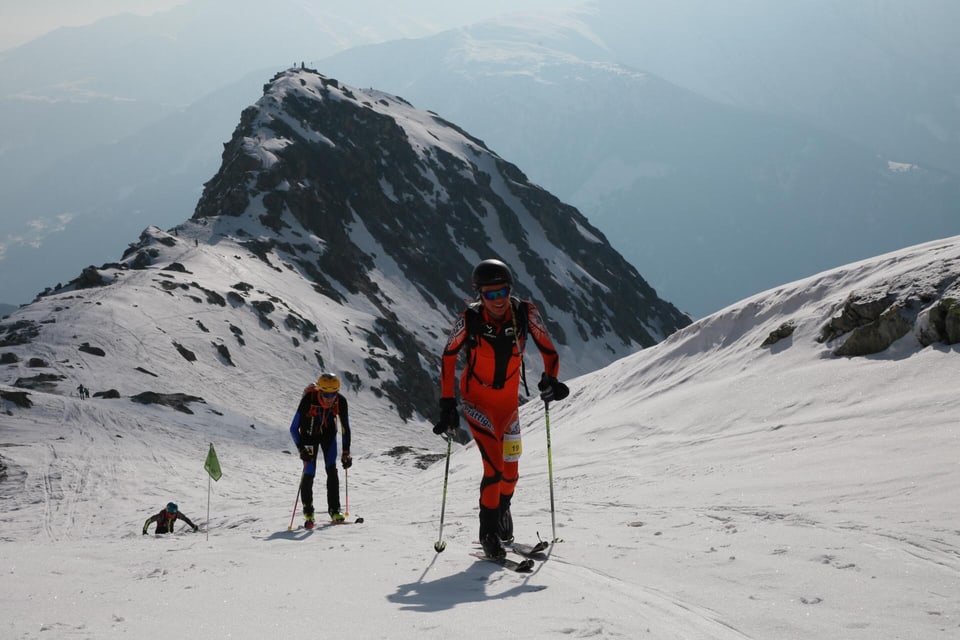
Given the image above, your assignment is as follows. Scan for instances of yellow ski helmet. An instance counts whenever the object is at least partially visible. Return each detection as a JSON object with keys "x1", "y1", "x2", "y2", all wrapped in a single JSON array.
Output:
[{"x1": 316, "y1": 372, "x2": 340, "y2": 394}]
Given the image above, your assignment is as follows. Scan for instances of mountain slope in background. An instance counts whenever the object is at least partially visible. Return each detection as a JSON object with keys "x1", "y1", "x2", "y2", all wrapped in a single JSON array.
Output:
[
  {"x1": 588, "y1": 0, "x2": 960, "y2": 174},
  {"x1": 0, "y1": 68, "x2": 689, "y2": 428},
  {"x1": 3, "y1": 3, "x2": 958, "y2": 319},
  {"x1": 0, "y1": 0, "x2": 579, "y2": 306},
  {"x1": 2, "y1": 233, "x2": 957, "y2": 638},
  {"x1": 316, "y1": 16, "x2": 960, "y2": 317}
]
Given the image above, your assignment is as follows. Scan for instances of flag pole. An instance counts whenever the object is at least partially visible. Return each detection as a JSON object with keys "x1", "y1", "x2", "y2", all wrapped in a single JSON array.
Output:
[{"x1": 206, "y1": 473, "x2": 211, "y2": 541}]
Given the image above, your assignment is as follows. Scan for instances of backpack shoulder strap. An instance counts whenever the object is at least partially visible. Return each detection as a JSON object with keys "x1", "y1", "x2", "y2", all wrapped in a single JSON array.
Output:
[{"x1": 510, "y1": 298, "x2": 530, "y2": 396}]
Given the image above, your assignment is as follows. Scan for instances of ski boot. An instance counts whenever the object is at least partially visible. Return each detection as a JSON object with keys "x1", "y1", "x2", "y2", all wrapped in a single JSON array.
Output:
[
  {"x1": 481, "y1": 533, "x2": 507, "y2": 559},
  {"x1": 498, "y1": 494, "x2": 514, "y2": 544}
]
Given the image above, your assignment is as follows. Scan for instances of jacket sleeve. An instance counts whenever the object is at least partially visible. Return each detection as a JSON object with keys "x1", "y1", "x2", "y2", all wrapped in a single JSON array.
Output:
[
  {"x1": 178, "y1": 513, "x2": 197, "y2": 529},
  {"x1": 289, "y1": 412, "x2": 302, "y2": 448},
  {"x1": 289, "y1": 394, "x2": 310, "y2": 447},
  {"x1": 142, "y1": 514, "x2": 157, "y2": 534},
  {"x1": 338, "y1": 394, "x2": 351, "y2": 453},
  {"x1": 440, "y1": 311, "x2": 469, "y2": 398},
  {"x1": 526, "y1": 301, "x2": 560, "y2": 378}
]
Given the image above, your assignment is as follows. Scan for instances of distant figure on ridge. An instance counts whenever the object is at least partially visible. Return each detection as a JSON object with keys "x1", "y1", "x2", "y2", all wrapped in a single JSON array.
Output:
[
  {"x1": 289, "y1": 372, "x2": 353, "y2": 529},
  {"x1": 142, "y1": 502, "x2": 199, "y2": 535},
  {"x1": 433, "y1": 258, "x2": 569, "y2": 559}
]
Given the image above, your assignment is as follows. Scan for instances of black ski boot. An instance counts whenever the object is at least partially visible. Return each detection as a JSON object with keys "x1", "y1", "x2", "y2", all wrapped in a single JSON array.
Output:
[
  {"x1": 481, "y1": 533, "x2": 506, "y2": 559},
  {"x1": 498, "y1": 494, "x2": 514, "y2": 544},
  {"x1": 479, "y1": 506, "x2": 506, "y2": 558}
]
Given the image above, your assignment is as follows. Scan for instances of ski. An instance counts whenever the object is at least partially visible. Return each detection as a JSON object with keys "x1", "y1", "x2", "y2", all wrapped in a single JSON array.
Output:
[
  {"x1": 297, "y1": 516, "x2": 364, "y2": 531},
  {"x1": 507, "y1": 539, "x2": 550, "y2": 558},
  {"x1": 473, "y1": 538, "x2": 549, "y2": 559},
  {"x1": 323, "y1": 516, "x2": 364, "y2": 527},
  {"x1": 470, "y1": 551, "x2": 535, "y2": 573}
]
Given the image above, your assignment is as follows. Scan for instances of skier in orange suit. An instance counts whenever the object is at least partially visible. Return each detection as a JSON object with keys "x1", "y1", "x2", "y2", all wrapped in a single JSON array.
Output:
[{"x1": 433, "y1": 259, "x2": 568, "y2": 558}]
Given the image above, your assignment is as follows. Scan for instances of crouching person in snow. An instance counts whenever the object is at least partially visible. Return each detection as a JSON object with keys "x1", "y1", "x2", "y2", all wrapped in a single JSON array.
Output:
[
  {"x1": 289, "y1": 372, "x2": 353, "y2": 529},
  {"x1": 142, "y1": 502, "x2": 198, "y2": 535}
]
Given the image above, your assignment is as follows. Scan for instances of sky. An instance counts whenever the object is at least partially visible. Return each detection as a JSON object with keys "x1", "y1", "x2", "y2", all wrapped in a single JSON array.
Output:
[
  {"x1": 0, "y1": 0, "x2": 584, "y2": 52},
  {"x1": 1, "y1": 219, "x2": 958, "y2": 638},
  {"x1": 0, "y1": 0, "x2": 189, "y2": 51}
]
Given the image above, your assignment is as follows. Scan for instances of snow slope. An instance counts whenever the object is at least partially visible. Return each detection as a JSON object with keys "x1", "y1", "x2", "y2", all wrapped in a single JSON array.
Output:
[{"x1": 2, "y1": 236, "x2": 959, "y2": 638}]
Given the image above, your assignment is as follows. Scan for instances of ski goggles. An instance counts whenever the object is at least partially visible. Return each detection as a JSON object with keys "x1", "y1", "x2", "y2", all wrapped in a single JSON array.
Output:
[{"x1": 480, "y1": 286, "x2": 511, "y2": 301}]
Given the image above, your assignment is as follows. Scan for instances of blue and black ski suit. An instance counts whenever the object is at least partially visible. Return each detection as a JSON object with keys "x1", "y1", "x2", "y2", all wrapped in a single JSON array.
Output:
[{"x1": 289, "y1": 389, "x2": 351, "y2": 517}]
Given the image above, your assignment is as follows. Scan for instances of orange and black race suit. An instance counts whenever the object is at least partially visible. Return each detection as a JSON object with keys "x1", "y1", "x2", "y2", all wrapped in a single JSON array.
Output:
[{"x1": 440, "y1": 297, "x2": 559, "y2": 511}]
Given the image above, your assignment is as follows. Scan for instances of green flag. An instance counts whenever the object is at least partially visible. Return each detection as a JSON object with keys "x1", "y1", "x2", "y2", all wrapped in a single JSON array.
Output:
[{"x1": 204, "y1": 443, "x2": 222, "y2": 481}]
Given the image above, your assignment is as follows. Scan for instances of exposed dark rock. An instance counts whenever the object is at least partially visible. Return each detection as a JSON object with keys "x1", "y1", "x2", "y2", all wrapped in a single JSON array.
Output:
[
  {"x1": 78, "y1": 343, "x2": 106, "y2": 357},
  {"x1": 0, "y1": 352, "x2": 19, "y2": 364},
  {"x1": 213, "y1": 342, "x2": 235, "y2": 366},
  {"x1": 134, "y1": 367, "x2": 158, "y2": 377},
  {"x1": 384, "y1": 445, "x2": 447, "y2": 469},
  {"x1": 191, "y1": 283, "x2": 226, "y2": 306},
  {"x1": 1, "y1": 389, "x2": 32, "y2": 408},
  {"x1": 284, "y1": 313, "x2": 318, "y2": 342},
  {"x1": 251, "y1": 300, "x2": 276, "y2": 329},
  {"x1": 26, "y1": 358, "x2": 48, "y2": 368},
  {"x1": 173, "y1": 342, "x2": 197, "y2": 362},
  {"x1": 762, "y1": 321, "x2": 795, "y2": 347},
  {"x1": 130, "y1": 391, "x2": 206, "y2": 414},
  {"x1": 163, "y1": 262, "x2": 191, "y2": 273},
  {"x1": 920, "y1": 296, "x2": 960, "y2": 346},
  {"x1": 229, "y1": 324, "x2": 245, "y2": 346},
  {"x1": 819, "y1": 292, "x2": 894, "y2": 344},
  {"x1": 71, "y1": 266, "x2": 109, "y2": 290},
  {"x1": 835, "y1": 304, "x2": 912, "y2": 356},
  {"x1": 0, "y1": 319, "x2": 40, "y2": 347},
  {"x1": 93, "y1": 389, "x2": 120, "y2": 399},
  {"x1": 14, "y1": 373, "x2": 64, "y2": 391}
]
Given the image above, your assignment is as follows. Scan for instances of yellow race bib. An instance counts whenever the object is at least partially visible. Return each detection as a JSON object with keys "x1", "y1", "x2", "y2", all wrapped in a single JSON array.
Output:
[{"x1": 503, "y1": 433, "x2": 522, "y2": 462}]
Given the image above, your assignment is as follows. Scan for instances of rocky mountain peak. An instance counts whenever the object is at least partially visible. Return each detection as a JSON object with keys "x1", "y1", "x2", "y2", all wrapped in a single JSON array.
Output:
[{"x1": 1, "y1": 67, "x2": 690, "y2": 425}]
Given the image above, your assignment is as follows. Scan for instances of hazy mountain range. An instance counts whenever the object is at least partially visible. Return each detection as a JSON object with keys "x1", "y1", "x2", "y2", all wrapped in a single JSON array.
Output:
[{"x1": 0, "y1": 0, "x2": 957, "y2": 317}]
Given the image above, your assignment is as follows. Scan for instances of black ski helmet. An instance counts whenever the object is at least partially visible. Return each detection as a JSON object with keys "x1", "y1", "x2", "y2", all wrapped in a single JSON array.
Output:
[{"x1": 472, "y1": 259, "x2": 513, "y2": 290}]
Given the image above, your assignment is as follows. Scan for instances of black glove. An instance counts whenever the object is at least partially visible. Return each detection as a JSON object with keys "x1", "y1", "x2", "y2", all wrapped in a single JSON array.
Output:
[
  {"x1": 192, "y1": 524, "x2": 199, "y2": 532},
  {"x1": 142, "y1": 530, "x2": 148, "y2": 536},
  {"x1": 432, "y1": 397, "x2": 459, "y2": 435},
  {"x1": 538, "y1": 373, "x2": 570, "y2": 402},
  {"x1": 341, "y1": 453, "x2": 353, "y2": 469},
  {"x1": 298, "y1": 445, "x2": 314, "y2": 461}
]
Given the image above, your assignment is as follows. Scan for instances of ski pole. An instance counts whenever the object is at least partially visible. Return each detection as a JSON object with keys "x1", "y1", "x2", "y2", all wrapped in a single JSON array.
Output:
[
  {"x1": 288, "y1": 478, "x2": 302, "y2": 531},
  {"x1": 434, "y1": 435, "x2": 453, "y2": 552},
  {"x1": 544, "y1": 400, "x2": 561, "y2": 543},
  {"x1": 344, "y1": 467, "x2": 349, "y2": 517}
]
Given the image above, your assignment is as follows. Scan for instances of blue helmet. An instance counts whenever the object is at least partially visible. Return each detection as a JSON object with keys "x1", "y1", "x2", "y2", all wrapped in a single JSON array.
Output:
[{"x1": 166, "y1": 502, "x2": 178, "y2": 514}]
